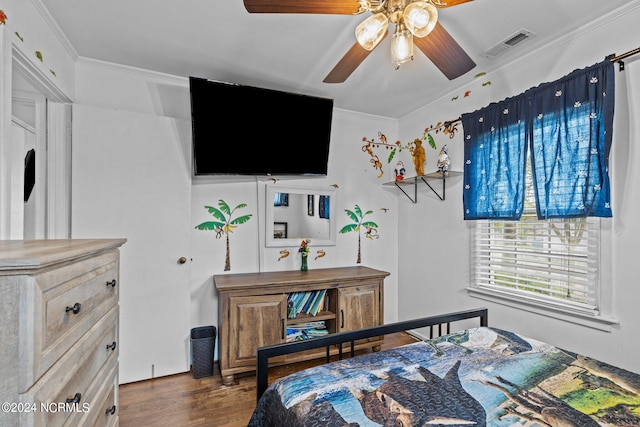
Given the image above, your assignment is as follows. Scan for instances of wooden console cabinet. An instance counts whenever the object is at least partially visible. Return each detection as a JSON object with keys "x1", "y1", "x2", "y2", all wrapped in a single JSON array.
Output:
[{"x1": 214, "y1": 266, "x2": 389, "y2": 385}]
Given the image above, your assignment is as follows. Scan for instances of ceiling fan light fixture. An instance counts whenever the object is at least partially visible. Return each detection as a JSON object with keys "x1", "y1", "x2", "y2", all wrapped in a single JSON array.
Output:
[
  {"x1": 403, "y1": 1, "x2": 438, "y2": 38},
  {"x1": 355, "y1": 13, "x2": 389, "y2": 50},
  {"x1": 391, "y1": 28, "x2": 414, "y2": 68}
]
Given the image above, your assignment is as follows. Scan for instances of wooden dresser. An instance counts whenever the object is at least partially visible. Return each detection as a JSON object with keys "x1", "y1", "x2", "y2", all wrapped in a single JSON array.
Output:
[
  {"x1": 214, "y1": 266, "x2": 389, "y2": 385},
  {"x1": 0, "y1": 239, "x2": 126, "y2": 427}
]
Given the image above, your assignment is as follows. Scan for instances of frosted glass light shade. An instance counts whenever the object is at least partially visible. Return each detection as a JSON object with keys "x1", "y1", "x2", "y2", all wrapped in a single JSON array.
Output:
[
  {"x1": 391, "y1": 29, "x2": 414, "y2": 67},
  {"x1": 355, "y1": 13, "x2": 389, "y2": 50},
  {"x1": 403, "y1": 1, "x2": 438, "y2": 38}
]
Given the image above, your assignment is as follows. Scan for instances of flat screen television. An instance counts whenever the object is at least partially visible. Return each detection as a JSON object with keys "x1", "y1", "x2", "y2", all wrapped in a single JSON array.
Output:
[{"x1": 189, "y1": 77, "x2": 334, "y2": 176}]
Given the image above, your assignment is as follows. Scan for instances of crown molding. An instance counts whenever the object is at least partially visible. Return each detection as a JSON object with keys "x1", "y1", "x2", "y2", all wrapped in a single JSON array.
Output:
[
  {"x1": 76, "y1": 56, "x2": 189, "y2": 86},
  {"x1": 30, "y1": 0, "x2": 78, "y2": 61}
]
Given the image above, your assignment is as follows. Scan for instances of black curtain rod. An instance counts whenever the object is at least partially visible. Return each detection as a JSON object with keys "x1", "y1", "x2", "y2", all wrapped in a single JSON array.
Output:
[
  {"x1": 610, "y1": 47, "x2": 640, "y2": 71},
  {"x1": 442, "y1": 48, "x2": 639, "y2": 126}
]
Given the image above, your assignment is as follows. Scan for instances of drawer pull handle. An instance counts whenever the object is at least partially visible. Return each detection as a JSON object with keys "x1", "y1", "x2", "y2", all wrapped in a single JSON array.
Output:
[
  {"x1": 106, "y1": 279, "x2": 117, "y2": 288},
  {"x1": 341, "y1": 309, "x2": 345, "y2": 329},
  {"x1": 105, "y1": 405, "x2": 116, "y2": 416},
  {"x1": 66, "y1": 393, "x2": 82, "y2": 404},
  {"x1": 106, "y1": 341, "x2": 117, "y2": 351},
  {"x1": 65, "y1": 303, "x2": 82, "y2": 315}
]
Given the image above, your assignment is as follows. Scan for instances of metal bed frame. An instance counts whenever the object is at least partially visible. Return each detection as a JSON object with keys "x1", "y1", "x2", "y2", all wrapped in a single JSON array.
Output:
[{"x1": 256, "y1": 307, "x2": 488, "y2": 400}]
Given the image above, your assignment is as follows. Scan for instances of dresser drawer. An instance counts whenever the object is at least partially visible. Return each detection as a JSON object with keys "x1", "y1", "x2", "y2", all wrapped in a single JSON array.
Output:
[
  {"x1": 64, "y1": 355, "x2": 118, "y2": 427},
  {"x1": 20, "y1": 305, "x2": 119, "y2": 427},
  {"x1": 19, "y1": 250, "x2": 120, "y2": 392},
  {"x1": 86, "y1": 361, "x2": 118, "y2": 427}
]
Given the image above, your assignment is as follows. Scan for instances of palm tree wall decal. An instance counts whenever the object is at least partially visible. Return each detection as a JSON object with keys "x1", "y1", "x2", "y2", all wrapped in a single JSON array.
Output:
[
  {"x1": 339, "y1": 204, "x2": 379, "y2": 264},
  {"x1": 195, "y1": 200, "x2": 252, "y2": 271}
]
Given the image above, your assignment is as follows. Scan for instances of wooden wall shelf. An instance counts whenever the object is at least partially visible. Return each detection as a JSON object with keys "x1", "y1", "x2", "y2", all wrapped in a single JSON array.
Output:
[{"x1": 383, "y1": 171, "x2": 462, "y2": 203}]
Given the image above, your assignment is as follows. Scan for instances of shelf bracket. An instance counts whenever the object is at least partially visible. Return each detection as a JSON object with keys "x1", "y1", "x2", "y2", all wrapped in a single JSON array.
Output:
[
  {"x1": 384, "y1": 171, "x2": 461, "y2": 203},
  {"x1": 421, "y1": 176, "x2": 445, "y2": 201},
  {"x1": 393, "y1": 179, "x2": 418, "y2": 203}
]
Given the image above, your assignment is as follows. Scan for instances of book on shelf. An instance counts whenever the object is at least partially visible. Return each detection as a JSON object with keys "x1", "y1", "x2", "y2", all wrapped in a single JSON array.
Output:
[
  {"x1": 309, "y1": 289, "x2": 327, "y2": 315},
  {"x1": 297, "y1": 292, "x2": 313, "y2": 313},
  {"x1": 287, "y1": 290, "x2": 328, "y2": 319},
  {"x1": 286, "y1": 320, "x2": 328, "y2": 342},
  {"x1": 287, "y1": 321, "x2": 326, "y2": 329}
]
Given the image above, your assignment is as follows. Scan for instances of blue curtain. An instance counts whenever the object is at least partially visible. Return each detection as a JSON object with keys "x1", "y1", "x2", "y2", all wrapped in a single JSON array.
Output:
[
  {"x1": 462, "y1": 96, "x2": 529, "y2": 220},
  {"x1": 462, "y1": 57, "x2": 614, "y2": 220},
  {"x1": 319, "y1": 195, "x2": 330, "y2": 219},
  {"x1": 528, "y1": 60, "x2": 614, "y2": 218}
]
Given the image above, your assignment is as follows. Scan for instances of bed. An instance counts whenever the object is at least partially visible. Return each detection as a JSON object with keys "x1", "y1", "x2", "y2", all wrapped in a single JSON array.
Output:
[{"x1": 249, "y1": 308, "x2": 640, "y2": 426}]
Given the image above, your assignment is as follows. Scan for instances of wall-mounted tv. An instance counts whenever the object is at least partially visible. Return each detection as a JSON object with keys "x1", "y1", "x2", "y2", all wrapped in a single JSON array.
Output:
[{"x1": 189, "y1": 77, "x2": 334, "y2": 176}]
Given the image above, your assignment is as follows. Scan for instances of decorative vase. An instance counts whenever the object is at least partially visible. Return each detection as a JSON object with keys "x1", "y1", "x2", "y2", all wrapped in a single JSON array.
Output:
[{"x1": 301, "y1": 254, "x2": 308, "y2": 271}]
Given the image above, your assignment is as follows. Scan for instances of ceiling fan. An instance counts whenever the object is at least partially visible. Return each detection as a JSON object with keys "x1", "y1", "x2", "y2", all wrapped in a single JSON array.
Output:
[{"x1": 243, "y1": 0, "x2": 477, "y2": 83}]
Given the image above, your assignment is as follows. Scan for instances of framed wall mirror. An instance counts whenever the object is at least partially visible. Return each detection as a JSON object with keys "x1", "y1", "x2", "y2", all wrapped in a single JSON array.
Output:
[{"x1": 265, "y1": 184, "x2": 336, "y2": 247}]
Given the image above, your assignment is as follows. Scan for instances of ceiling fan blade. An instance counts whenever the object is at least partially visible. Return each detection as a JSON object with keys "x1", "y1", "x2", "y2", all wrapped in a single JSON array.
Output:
[
  {"x1": 414, "y1": 22, "x2": 476, "y2": 80},
  {"x1": 323, "y1": 37, "x2": 383, "y2": 83},
  {"x1": 244, "y1": 0, "x2": 362, "y2": 14},
  {"x1": 430, "y1": 0, "x2": 473, "y2": 8}
]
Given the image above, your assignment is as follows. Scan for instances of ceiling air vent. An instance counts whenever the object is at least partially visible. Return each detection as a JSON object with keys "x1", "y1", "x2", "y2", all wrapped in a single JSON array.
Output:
[{"x1": 483, "y1": 29, "x2": 536, "y2": 58}]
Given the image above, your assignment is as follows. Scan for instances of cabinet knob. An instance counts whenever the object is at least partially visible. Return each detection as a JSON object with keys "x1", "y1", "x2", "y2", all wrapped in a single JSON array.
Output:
[
  {"x1": 66, "y1": 393, "x2": 82, "y2": 404},
  {"x1": 178, "y1": 256, "x2": 188, "y2": 264},
  {"x1": 105, "y1": 405, "x2": 116, "y2": 416},
  {"x1": 106, "y1": 341, "x2": 117, "y2": 351},
  {"x1": 65, "y1": 303, "x2": 82, "y2": 315},
  {"x1": 106, "y1": 279, "x2": 117, "y2": 288}
]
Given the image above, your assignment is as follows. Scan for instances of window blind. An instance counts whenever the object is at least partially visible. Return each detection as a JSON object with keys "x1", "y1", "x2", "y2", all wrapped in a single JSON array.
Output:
[{"x1": 473, "y1": 214, "x2": 600, "y2": 314}]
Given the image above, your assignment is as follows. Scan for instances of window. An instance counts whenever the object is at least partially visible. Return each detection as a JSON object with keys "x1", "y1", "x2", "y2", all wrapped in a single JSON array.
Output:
[
  {"x1": 273, "y1": 192, "x2": 289, "y2": 207},
  {"x1": 462, "y1": 57, "x2": 617, "y2": 329},
  {"x1": 469, "y1": 159, "x2": 615, "y2": 328},
  {"x1": 471, "y1": 155, "x2": 594, "y2": 300}
]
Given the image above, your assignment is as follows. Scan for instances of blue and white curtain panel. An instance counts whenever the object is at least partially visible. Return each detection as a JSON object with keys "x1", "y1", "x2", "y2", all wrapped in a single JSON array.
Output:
[{"x1": 462, "y1": 57, "x2": 615, "y2": 220}]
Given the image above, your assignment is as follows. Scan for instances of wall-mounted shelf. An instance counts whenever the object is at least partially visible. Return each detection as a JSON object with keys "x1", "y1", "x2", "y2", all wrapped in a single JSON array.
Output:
[{"x1": 382, "y1": 171, "x2": 462, "y2": 203}]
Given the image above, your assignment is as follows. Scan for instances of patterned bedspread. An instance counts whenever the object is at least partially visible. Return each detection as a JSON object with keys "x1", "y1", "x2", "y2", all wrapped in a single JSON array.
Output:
[{"x1": 248, "y1": 327, "x2": 640, "y2": 426}]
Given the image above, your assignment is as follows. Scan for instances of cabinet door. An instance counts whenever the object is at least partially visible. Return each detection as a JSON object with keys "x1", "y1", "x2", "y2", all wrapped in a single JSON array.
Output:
[
  {"x1": 338, "y1": 283, "x2": 380, "y2": 332},
  {"x1": 229, "y1": 294, "x2": 287, "y2": 368}
]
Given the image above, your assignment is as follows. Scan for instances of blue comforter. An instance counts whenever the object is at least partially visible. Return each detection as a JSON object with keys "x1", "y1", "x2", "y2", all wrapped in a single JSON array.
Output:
[{"x1": 249, "y1": 327, "x2": 640, "y2": 426}]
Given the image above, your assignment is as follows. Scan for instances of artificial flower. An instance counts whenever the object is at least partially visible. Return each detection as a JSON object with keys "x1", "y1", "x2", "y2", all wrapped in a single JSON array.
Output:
[{"x1": 299, "y1": 239, "x2": 311, "y2": 256}]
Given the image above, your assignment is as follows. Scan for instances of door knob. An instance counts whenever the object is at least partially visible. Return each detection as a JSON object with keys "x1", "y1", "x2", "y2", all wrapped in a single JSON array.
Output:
[{"x1": 178, "y1": 257, "x2": 188, "y2": 264}]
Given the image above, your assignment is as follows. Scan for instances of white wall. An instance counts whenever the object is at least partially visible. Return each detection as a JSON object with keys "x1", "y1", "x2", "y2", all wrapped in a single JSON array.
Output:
[
  {"x1": 74, "y1": 59, "x2": 401, "y2": 378},
  {"x1": 188, "y1": 109, "x2": 401, "y2": 344},
  {"x1": 0, "y1": 1, "x2": 76, "y2": 240},
  {"x1": 1, "y1": 0, "x2": 76, "y2": 98},
  {"x1": 6, "y1": 0, "x2": 640, "y2": 383},
  {"x1": 397, "y1": 3, "x2": 640, "y2": 374}
]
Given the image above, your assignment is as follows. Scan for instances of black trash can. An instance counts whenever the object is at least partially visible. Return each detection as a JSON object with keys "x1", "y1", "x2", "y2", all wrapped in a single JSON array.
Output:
[{"x1": 191, "y1": 325, "x2": 216, "y2": 379}]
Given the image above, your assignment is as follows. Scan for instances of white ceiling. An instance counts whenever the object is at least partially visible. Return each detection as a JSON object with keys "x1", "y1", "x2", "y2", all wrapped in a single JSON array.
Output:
[{"x1": 40, "y1": 0, "x2": 635, "y2": 118}]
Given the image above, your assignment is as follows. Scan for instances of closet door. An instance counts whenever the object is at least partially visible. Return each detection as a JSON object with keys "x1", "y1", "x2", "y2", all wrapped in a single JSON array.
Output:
[{"x1": 71, "y1": 104, "x2": 192, "y2": 383}]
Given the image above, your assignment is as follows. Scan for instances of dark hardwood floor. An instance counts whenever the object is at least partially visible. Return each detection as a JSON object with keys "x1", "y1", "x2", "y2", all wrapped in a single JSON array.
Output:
[{"x1": 118, "y1": 332, "x2": 419, "y2": 426}]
